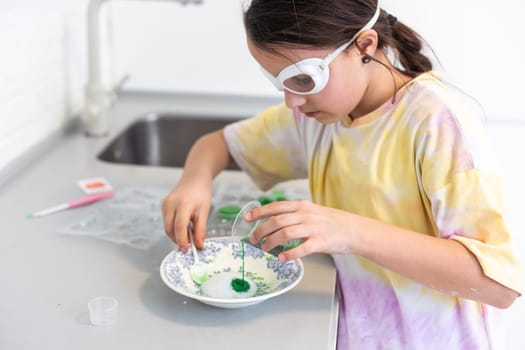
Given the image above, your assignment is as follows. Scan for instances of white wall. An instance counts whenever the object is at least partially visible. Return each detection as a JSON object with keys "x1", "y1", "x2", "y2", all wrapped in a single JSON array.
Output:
[
  {"x1": 0, "y1": 0, "x2": 87, "y2": 172},
  {"x1": 383, "y1": 0, "x2": 525, "y2": 122},
  {"x1": 111, "y1": 0, "x2": 525, "y2": 122}
]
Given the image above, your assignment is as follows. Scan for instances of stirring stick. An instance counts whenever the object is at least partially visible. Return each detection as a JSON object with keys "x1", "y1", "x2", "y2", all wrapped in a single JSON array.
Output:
[{"x1": 27, "y1": 190, "x2": 115, "y2": 218}]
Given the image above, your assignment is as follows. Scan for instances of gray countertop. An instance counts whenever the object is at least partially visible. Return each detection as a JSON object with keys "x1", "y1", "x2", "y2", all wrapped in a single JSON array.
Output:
[{"x1": 0, "y1": 91, "x2": 338, "y2": 349}]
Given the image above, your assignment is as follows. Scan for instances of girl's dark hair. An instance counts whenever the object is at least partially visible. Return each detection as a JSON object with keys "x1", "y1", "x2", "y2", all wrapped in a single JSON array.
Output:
[{"x1": 244, "y1": 0, "x2": 433, "y2": 77}]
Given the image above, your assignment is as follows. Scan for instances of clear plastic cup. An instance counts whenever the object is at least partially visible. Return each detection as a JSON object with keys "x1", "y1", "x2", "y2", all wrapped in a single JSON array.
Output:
[
  {"x1": 231, "y1": 201, "x2": 262, "y2": 239},
  {"x1": 88, "y1": 296, "x2": 118, "y2": 326},
  {"x1": 232, "y1": 200, "x2": 303, "y2": 256}
]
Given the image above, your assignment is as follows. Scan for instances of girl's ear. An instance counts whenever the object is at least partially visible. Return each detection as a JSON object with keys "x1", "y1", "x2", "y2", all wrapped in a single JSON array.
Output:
[{"x1": 355, "y1": 29, "x2": 379, "y2": 58}]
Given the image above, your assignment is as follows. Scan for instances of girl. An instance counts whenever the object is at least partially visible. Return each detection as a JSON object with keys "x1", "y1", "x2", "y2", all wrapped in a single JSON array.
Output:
[{"x1": 162, "y1": 0, "x2": 523, "y2": 348}]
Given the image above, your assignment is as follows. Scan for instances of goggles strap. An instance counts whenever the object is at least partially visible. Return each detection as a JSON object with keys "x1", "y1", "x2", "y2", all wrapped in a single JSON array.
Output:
[{"x1": 321, "y1": 0, "x2": 382, "y2": 68}]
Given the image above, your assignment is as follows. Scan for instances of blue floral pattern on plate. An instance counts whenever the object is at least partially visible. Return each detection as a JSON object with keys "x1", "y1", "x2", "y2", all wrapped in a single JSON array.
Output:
[{"x1": 160, "y1": 237, "x2": 304, "y2": 309}]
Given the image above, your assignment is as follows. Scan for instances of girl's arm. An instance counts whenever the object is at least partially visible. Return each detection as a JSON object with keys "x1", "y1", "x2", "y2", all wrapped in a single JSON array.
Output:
[
  {"x1": 246, "y1": 200, "x2": 520, "y2": 309},
  {"x1": 349, "y1": 213, "x2": 520, "y2": 309},
  {"x1": 162, "y1": 130, "x2": 232, "y2": 251}
]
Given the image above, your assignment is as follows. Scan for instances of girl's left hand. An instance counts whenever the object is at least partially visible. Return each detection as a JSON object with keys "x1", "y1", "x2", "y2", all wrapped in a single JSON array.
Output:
[{"x1": 245, "y1": 200, "x2": 355, "y2": 261}]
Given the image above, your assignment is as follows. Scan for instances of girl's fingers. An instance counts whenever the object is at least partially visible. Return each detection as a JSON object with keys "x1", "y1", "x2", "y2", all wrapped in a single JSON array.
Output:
[
  {"x1": 174, "y1": 209, "x2": 195, "y2": 252},
  {"x1": 277, "y1": 241, "x2": 313, "y2": 262},
  {"x1": 257, "y1": 221, "x2": 304, "y2": 251},
  {"x1": 192, "y1": 209, "x2": 210, "y2": 249},
  {"x1": 246, "y1": 200, "x2": 304, "y2": 221},
  {"x1": 161, "y1": 183, "x2": 212, "y2": 252},
  {"x1": 161, "y1": 197, "x2": 177, "y2": 239},
  {"x1": 248, "y1": 202, "x2": 307, "y2": 242}
]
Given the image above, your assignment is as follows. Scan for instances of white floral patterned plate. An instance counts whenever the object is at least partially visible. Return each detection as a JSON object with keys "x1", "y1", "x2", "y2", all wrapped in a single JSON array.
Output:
[{"x1": 160, "y1": 237, "x2": 304, "y2": 309}]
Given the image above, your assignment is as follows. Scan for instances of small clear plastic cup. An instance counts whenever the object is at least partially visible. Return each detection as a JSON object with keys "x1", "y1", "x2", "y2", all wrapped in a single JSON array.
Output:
[
  {"x1": 88, "y1": 296, "x2": 118, "y2": 326},
  {"x1": 232, "y1": 200, "x2": 303, "y2": 257},
  {"x1": 231, "y1": 201, "x2": 262, "y2": 239}
]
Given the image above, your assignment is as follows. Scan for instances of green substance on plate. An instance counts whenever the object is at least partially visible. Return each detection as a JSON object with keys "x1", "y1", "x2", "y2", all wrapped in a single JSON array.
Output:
[
  {"x1": 231, "y1": 240, "x2": 250, "y2": 293},
  {"x1": 218, "y1": 205, "x2": 241, "y2": 220},
  {"x1": 231, "y1": 278, "x2": 250, "y2": 293}
]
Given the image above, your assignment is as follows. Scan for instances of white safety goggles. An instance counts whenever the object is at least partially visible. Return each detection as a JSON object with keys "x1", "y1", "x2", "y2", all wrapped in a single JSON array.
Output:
[{"x1": 260, "y1": 1, "x2": 381, "y2": 95}]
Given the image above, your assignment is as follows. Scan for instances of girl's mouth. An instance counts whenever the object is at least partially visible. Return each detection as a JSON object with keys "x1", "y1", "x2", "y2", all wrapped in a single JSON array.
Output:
[{"x1": 304, "y1": 111, "x2": 320, "y2": 118}]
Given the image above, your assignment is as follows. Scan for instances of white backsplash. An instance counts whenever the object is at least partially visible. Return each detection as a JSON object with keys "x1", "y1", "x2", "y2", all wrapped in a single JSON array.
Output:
[{"x1": 0, "y1": 1, "x2": 86, "y2": 172}]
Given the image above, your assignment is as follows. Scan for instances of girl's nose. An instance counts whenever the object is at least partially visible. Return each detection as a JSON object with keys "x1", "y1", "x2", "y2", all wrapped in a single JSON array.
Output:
[{"x1": 283, "y1": 90, "x2": 307, "y2": 109}]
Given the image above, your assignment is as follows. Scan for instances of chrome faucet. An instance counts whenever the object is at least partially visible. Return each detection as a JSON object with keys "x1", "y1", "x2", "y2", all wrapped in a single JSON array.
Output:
[{"x1": 83, "y1": 0, "x2": 203, "y2": 137}]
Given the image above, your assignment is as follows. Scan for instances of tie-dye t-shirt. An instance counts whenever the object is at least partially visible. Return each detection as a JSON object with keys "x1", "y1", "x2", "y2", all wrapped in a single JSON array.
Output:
[{"x1": 223, "y1": 71, "x2": 523, "y2": 349}]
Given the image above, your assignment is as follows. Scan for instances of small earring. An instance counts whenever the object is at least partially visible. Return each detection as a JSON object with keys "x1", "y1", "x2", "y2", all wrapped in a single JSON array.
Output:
[{"x1": 362, "y1": 55, "x2": 371, "y2": 64}]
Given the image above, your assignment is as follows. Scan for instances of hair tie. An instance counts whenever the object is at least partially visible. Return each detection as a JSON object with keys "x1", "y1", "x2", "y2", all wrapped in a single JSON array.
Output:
[{"x1": 387, "y1": 14, "x2": 397, "y2": 26}]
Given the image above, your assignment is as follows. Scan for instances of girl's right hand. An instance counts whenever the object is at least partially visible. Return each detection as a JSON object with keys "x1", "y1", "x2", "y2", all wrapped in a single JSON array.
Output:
[
  {"x1": 161, "y1": 177, "x2": 212, "y2": 252},
  {"x1": 162, "y1": 129, "x2": 234, "y2": 251}
]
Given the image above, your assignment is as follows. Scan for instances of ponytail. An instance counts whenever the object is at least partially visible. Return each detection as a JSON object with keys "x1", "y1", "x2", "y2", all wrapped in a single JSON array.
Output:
[{"x1": 386, "y1": 14, "x2": 433, "y2": 76}]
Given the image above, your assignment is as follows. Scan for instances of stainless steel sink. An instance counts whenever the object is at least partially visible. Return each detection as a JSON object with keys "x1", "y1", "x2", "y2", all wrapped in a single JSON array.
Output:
[{"x1": 98, "y1": 113, "x2": 242, "y2": 169}]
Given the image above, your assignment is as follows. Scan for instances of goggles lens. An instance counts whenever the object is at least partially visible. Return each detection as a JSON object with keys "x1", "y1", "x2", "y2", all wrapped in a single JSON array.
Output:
[
  {"x1": 261, "y1": 58, "x2": 327, "y2": 95},
  {"x1": 283, "y1": 73, "x2": 316, "y2": 93}
]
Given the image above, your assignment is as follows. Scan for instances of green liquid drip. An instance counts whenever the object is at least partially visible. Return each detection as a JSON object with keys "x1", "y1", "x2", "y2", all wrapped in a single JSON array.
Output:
[
  {"x1": 231, "y1": 241, "x2": 250, "y2": 293},
  {"x1": 241, "y1": 240, "x2": 245, "y2": 280}
]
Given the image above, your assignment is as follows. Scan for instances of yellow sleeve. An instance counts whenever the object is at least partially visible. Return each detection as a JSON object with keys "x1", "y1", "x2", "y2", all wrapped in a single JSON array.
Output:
[
  {"x1": 433, "y1": 170, "x2": 524, "y2": 294},
  {"x1": 223, "y1": 103, "x2": 308, "y2": 190}
]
